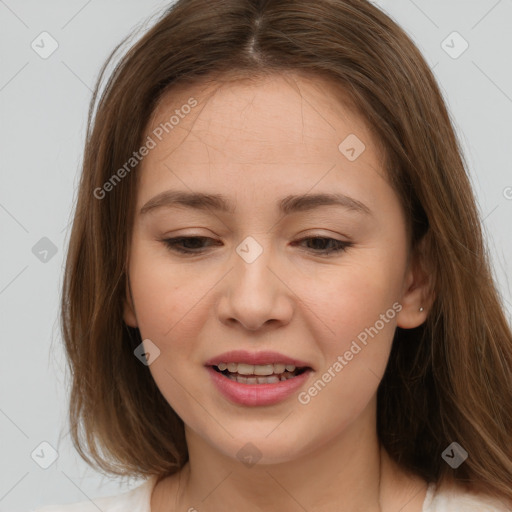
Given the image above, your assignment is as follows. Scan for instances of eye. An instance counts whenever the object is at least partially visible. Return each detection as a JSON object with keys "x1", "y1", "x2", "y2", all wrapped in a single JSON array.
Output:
[
  {"x1": 161, "y1": 236, "x2": 218, "y2": 254},
  {"x1": 161, "y1": 236, "x2": 352, "y2": 256},
  {"x1": 292, "y1": 236, "x2": 352, "y2": 256}
]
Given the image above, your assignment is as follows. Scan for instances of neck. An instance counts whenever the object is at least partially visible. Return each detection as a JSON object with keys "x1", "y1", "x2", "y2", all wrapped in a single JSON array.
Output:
[{"x1": 176, "y1": 402, "x2": 385, "y2": 511}]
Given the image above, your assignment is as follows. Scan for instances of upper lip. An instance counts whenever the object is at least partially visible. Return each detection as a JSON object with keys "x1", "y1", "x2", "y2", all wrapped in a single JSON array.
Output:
[{"x1": 205, "y1": 350, "x2": 313, "y2": 369}]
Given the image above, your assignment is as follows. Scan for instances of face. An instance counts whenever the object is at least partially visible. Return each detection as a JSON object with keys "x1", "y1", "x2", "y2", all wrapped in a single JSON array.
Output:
[{"x1": 124, "y1": 72, "x2": 425, "y2": 464}]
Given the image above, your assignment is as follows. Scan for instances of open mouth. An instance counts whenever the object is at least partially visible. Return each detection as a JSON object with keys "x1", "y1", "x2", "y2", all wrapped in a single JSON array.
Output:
[{"x1": 210, "y1": 362, "x2": 310, "y2": 385}]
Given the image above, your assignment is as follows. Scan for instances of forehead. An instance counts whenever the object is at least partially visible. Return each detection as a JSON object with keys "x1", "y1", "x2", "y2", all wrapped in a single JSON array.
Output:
[
  {"x1": 152, "y1": 71, "x2": 382, "y2": 151},
  {"x1": 139, "y1": 71, "x2": 389, "y2": 205}
]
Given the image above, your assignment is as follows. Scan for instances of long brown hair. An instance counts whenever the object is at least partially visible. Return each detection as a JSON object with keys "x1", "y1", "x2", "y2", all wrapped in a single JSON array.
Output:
[{"x1": 60, "y1": 0, "x2": 512, "y2": 501}]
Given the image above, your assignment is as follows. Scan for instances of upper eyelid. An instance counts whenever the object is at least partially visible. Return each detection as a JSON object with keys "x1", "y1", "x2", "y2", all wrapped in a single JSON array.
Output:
[
  {"x1": 162, "y1": 232, "x2": 350, "y2": 242},
  {"x1": 161, "y1": 235, "x2": 352, "y2": 248}
]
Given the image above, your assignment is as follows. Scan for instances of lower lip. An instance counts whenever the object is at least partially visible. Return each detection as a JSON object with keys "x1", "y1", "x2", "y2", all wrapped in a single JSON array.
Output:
[{"x1": 206, "y1": 366, "x2": 312, "y2": 406}]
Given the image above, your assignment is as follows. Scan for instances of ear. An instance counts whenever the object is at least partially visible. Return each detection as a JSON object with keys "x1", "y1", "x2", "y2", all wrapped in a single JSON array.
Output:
[
  {"x1": 396, "y1": 237, "x2": 435, "y2": 329},
  {"x1": 123, "y1": 274, "x2": 138, "y2": 328}
]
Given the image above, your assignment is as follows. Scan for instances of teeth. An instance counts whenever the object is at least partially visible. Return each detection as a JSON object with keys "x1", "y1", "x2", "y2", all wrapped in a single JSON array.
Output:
[
  {"x1": 216, "y1": 362, "x2": 297, "y2": 375},
  {"x1": 273, "y1": 363, "x2": 286, "y2": 373},
  {"x1": 237, "y1": 363, "x2": 256, "y2": 375},
  {"x1": 253, "y1": 364, "x2": 275, "y2": 376},
  {"x1": 227, "y1": 373, "x2": 293, "y2": 384},
  {"x1": 259, "y1": 375, "x2": 280, "y2": 384}
]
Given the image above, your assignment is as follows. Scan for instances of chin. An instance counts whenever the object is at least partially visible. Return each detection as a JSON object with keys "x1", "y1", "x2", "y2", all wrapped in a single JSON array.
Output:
[{"x1": 200, "y1": 425, "x2": 322, "y2": 467}]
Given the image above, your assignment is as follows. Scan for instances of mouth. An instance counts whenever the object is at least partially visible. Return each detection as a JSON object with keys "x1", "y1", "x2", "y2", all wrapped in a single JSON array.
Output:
[
  {"x1": 205, "y1": 351, "x2": 314, "y2": 405},
  {"x1": 209, "y1": 362, "x2": 311, "y2": 385}
]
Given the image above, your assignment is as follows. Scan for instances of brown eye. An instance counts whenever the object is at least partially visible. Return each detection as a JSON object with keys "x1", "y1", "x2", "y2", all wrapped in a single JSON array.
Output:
[
  {"x1": 162, "y1": 236, "x2": 219, "y2": 254},
  {"x1": 292, "y1": 236, "x2": 352, "y2": 255},
  {"x1": 161, "y1": 236, "x2": 352, "y2": 256}
]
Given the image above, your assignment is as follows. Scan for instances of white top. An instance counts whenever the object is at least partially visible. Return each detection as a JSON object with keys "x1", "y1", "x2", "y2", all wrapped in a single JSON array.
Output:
[{"x1": 30, "y1": 475, "x2": 511, "y2": 511}]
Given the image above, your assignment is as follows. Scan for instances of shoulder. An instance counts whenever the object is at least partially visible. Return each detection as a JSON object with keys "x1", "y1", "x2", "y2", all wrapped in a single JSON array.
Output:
[
  {"x1": 423, "y1": 482, "x2": 512, "y2": 512},
  {"x1": 29, "y1": 476, "x2": 158, "y2": 512}
]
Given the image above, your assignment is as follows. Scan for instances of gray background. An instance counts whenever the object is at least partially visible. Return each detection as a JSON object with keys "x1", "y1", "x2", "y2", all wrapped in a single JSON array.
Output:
[{"x1": 0, "y1": 0, "x2": 511, "y2": 510}]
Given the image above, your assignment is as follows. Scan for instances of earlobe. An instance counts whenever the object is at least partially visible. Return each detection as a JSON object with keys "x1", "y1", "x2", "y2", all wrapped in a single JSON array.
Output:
[
  {"x1": 123, "y1": 275, "x2": 138, "y2": 328},
  {"x1": 396, "y1": 243, "x2": 434, "y2": 329},
  {"x1": 396, "y1": 302, "x2": 429, "y2": 329},
  {"x1": 123, "y1": 297, "x2": 138, "y2": 327}
]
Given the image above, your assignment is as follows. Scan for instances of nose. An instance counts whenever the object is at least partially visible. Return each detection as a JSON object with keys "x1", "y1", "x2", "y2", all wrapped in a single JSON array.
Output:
[{"x1": 215, "y1": 244, "x2": 294, "y2": 332}]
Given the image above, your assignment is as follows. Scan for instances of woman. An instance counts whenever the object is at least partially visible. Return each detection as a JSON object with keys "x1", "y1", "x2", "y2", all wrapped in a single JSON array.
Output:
[{"x1": 35, "y1": 0, "x2": 512, "y2": 510}]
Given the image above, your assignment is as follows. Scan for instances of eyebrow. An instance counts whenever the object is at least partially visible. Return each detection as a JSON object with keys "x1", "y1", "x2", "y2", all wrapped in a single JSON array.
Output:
[{"x1": 139, "y1": 190, "x2": 371, "y2": 216}]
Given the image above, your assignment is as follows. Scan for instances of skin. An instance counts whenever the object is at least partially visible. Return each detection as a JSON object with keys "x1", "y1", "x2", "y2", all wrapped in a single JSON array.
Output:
[{"x1": 124, "y1": 71, "x2": 433, "y2": 511}]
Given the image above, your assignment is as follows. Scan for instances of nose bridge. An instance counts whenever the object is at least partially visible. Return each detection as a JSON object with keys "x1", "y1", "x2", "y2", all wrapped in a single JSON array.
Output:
[
  {"x1": 229, "y1": 206, "x2": 285, "y2": 285},
  {"x1": 232, "y1": 233, "x2": 277, "y2": 295},
  {"x1": 217, "y1": 233, "x2": 293, "y2": 330}
]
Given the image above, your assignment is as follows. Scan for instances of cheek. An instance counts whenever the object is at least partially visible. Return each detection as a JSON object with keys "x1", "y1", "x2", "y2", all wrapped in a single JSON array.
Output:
[
  {"x1": 295, "y1": 265, "x2": 401, "y2": 426},
  {"x1": 128, "y1": 250, "x2": 210, "y2": 421},
  {"x1": 292, "y1": 248, "x2": 405, "y2": 409},
  {"x1": 297, "y1": 251, "x2": 405, "y2": 344},
  {"x1": 128, "y1": 246, "x2": 207, "y2": 348},
  {"x1": 130, "y1": 264, "x2": 176, "y2": 336}
]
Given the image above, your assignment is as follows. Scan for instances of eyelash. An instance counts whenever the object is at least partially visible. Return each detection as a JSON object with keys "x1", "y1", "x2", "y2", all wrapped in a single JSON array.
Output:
[{"x1": 161, "y1": 236, "x2": 352, "y2": 256}]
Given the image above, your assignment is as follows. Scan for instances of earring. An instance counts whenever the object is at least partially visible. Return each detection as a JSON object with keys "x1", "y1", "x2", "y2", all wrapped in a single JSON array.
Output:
[{"x1": 419, "y1": 307, "x2": 424, "y2": 312}]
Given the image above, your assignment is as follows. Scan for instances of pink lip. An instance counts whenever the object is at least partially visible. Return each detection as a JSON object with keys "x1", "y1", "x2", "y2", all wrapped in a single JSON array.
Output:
[
  {"x1": 204, "y1": 350, "x2": 312, "y2": 368},
  {"x1": 206, "y1": 366, "x2": 313, "y2": 406}
]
